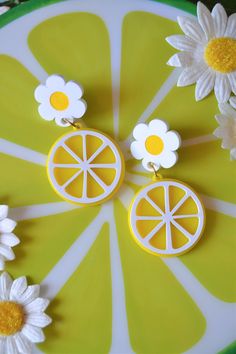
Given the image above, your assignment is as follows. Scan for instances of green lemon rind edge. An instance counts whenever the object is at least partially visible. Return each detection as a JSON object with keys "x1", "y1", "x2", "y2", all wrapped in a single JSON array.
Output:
[{"x1": 0, "y1": 0, "x2": 196, "y2": 29}]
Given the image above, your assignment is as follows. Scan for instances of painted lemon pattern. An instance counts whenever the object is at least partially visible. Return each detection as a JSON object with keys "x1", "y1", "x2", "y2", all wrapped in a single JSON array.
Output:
[{"x1": 0, "y1": 0, "x2": 235, "y2": 353}]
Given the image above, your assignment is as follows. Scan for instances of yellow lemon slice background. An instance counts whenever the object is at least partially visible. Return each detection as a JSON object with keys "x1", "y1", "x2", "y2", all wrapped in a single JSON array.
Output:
[
  {"x1": 129, "y1": 179, "x2": 205, "y2": 256},
  {"x1": 0, "y1": 1, "x2": 235, "y2": 354},
  {"x1": 47, "y1": 129, "x2": 125, "y2": 205}
]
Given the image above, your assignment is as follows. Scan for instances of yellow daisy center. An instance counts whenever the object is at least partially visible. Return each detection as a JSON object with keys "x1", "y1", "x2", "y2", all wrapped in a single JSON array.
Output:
[
  {"x1": 145, "y1": 135, "x2": 164, "y2": 155},
  {"x1": 204, "y1": 37, "x2": 236, "y2": 73},
  {"x1": 50, "y1": 91, "x2": 69, "y2": 110},
  {"x1": 0, "y1": 301, "x2": 25, "y2": 336}
]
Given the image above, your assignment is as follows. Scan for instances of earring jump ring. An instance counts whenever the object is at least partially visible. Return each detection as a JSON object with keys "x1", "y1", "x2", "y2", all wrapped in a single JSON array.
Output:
[{"x1": 149, "y1": 162, "x2": 162, "y2": 180}]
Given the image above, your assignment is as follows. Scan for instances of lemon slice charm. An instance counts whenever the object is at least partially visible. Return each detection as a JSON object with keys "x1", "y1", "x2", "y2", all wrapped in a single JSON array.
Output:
[
  {"x1": 129, "y1": 179, "x2": 205, "y2": 256},
  {"x1": 47, "y1": 128, "x2": 125, "y2": 206}
]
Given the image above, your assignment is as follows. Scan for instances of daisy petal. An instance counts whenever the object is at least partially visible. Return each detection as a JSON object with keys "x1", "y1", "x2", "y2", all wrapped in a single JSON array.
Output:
[
  {"x1": 46, "y1": 74, "x2": 65, "y2": 89},
  {"x1": 167, "y1": 52, "x2": 193, "y2": 67},
  {"x1": 214, "y1": 74, "x2": 231, "y2": 103},
  {"x1": 133, "y1": 123, "x2": 149, "y2": 140},
  {"x1": 0, "y1": 244, "x2": 15, "y2": 260},
  {"x1": 177, "y1": 63, "x2": 207, "y2": 87},
  {"x1": 215, "y1": 113, "x2": 231, "y2": 126},
  {"x1": 0, "y1": 337, "x2": 6, "y2": 354},
  {"x1": 166, "y1": 35, "x2": 196, "y2": 51},
  {"x1": 22, "y1": 324, "x2": 45, "y2": 343},
  {"x1": 18, "y1": 285, "x2": 40, "y2": 306},
  {"x1": 25, "y1": 297, "x2": 50, "y2": 313},
  {"x1": 130, "y1": 141, "x2": 144, "y2": 160},
  {"x1": 230, "y1": 148, "x2": 236, "y2": 160},
  {"x1": 224, "y1": 13, "x2": 236, "y2": 38},
  {"x1": 0, "y1": 272, "x2": 12, "y2": 300},
  {"x1": 218, "y1": 102, "x2": 236, "y2": 117},
  {"x1": 228, "y1": 72, "x2": 236, "y2": 95},
  {"x1": 211, "y1": 3, "x2": 227, "y2": 37},
  {"x1": 6, "y1": 336, "x2": 18, "y2": 354},
  {"x1": 65, "y1": 81, "x2": 83, "y2": 99},
  {"x1": 213, "y1": 126, "x2": 222, "y2": 138},
  {"x1": 149, "y1": 119, "x2": 169, "y2": 133},
  {"x1": 164, "y1": 131, "x2": 181, "y2": 150},
  {"x1": 229, "y1": 96, "x2": 236, "y2": 109},
  {"x1": 177, "y1": 16, "x2": 205, "y2": 43},
  {"x1": 0, "y1": 218, "x2": 16, "y2": 233},
  {"x1": 34, "y1": 84, "x2": 49, "y2": 103},
  {"x1": 197, "y1": 2, "x2": 215, "y2": 40},
  {"x1": 195, "y1": 68, "x2": 215, "y2": 101},
  {"x1": 14, "y1": 332, "x2": 33, "y2": 353},
  {"x1": 26, "y1": 313, "x2": 52, "y2": 328},
  {"x1": 70, "y1": 99, "x2": 87, "y2": 118},
  {"x1": 38, "y1": 103, "x2": 54, "y2": 121},
  {"x1": 0, "y1": 205, "x2": 8, "y2": 221},
  {"x1": 0, "y1": 233, "x2": 20, "y2": 247},
  {"x1": 0, "y1": 256, "x2": 5, "y2": 271},
  {"x1": 10, "y1": 276, "x2": 27, "y2": 300},
  {"x1": 159, "y1": 151, "x2": 178, "y2": 168}
]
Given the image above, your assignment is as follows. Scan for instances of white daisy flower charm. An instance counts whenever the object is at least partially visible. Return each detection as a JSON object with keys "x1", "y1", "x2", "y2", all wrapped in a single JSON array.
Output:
[
  {"x1": 0, "y1": 205, "x2": 19, "y2": 270},
  {"x1": 0, "y1": 272, "x2": 52, "y2": 353},
  {"x1": 130, "y1": 119, "x2": 181, "y2": 171},
  {"x1": 214, "y1": 100, "x2": 236, "y2": 160},
  {"x1": 166, "y1": 2, "x2": 236, "y2": 103},
  {"x1": 34, "y1": 74, "x2": 87, "y2": 126}
]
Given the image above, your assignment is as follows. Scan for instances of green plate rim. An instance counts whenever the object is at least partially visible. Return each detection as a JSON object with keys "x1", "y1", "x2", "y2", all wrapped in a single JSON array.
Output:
[{"x1": 0, "y1": 0, "x2": 196, "y2": 29}]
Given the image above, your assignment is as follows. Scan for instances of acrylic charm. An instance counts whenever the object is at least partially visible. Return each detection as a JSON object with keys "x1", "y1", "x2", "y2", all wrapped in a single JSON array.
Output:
[
  {"x1": 47, "y1": 129, "x2": 124, "y2": 205},
  {"x1": 129, "y1": 119, "x2": 205, "y2": 257},
  {"x1": 35, "y1": 75, "x2": 125, "y2": 205},
  {"x1": 0, "y1": 272, "x2": 51, "y2": 353}
]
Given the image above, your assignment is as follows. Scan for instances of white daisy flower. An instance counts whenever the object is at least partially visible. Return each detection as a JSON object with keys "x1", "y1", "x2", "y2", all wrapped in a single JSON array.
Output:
[
  {"x1": 0, "y1": 205, "x2": 19, "y2": 270},
  {"x1": 0, "y1": 272, "x2": 51, "y2": 354},
  {"x1": 130, "y1": 119, "x2": 181, "y2": 171},
  {"x1": 166, "y1": 2, "x2": 236, "y2": 103},
  {"x1": 34, "y1": 74, "x2": 87, "y2": 127},
  {"x1": 214, "y1": 100, "x2": 236, "y2": 160}
]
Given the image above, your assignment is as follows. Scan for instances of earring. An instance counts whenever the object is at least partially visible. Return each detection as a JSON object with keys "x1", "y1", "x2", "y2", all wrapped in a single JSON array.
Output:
[
  {"x1": 128, "y1": 119, "x2": 205, "y2": 257},
  {"x1": 34, "y1": 75, "x2": 125, "y2": 206}
]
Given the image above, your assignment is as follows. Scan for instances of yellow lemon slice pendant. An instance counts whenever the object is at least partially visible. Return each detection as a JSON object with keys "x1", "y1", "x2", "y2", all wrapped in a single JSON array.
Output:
[
  {"x1": 129, "y1": 179, "x2": 205, "y2": 257},
  {"x1": 47, "y1": 128, "x2": 125, "y2": 206}
]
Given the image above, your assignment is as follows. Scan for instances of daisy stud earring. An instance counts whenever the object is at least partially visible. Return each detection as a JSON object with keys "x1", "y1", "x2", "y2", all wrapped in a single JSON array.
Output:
[
  {"x1": 128, "y1": 119, "x2": 205, "y2": 257},
  {"x1": 34, "y1": 74, "x2": 125, "y2": 206}
]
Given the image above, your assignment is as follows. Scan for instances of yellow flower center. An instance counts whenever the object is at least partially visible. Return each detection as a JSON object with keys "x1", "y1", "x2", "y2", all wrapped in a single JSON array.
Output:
[
  {"x1": 0, "y1": 301, "x2": 25, "y2": 336},
  {"x1": 204, "y1": 37, "x2": 236, "y2": 73},
  {"x1": 50, "y1": 91, "x2": 69, "y2": 110},
  {"x1": 145, "y1": 135, "x2": 164, "y2": 155}
]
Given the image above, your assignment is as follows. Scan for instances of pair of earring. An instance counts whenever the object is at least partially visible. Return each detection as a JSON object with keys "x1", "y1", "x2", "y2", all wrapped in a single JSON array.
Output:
[{"x1": 34, "y1": 74, "x2": 205, "y2": 257}]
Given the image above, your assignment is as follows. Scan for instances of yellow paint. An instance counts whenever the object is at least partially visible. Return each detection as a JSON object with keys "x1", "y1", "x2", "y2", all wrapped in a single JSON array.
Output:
[
  {"x1": 204, "y1": 37, "x2": 236, "y2": 73},
  {"x1": 0, "y1": 301, "x2": 24, "y2": 336},
  {"x1": 50, "y1": 91, "x2": 69, "y2": 110},
  {"x1": 145, "y1": 135, "x2": 164, "y2": 155}
]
